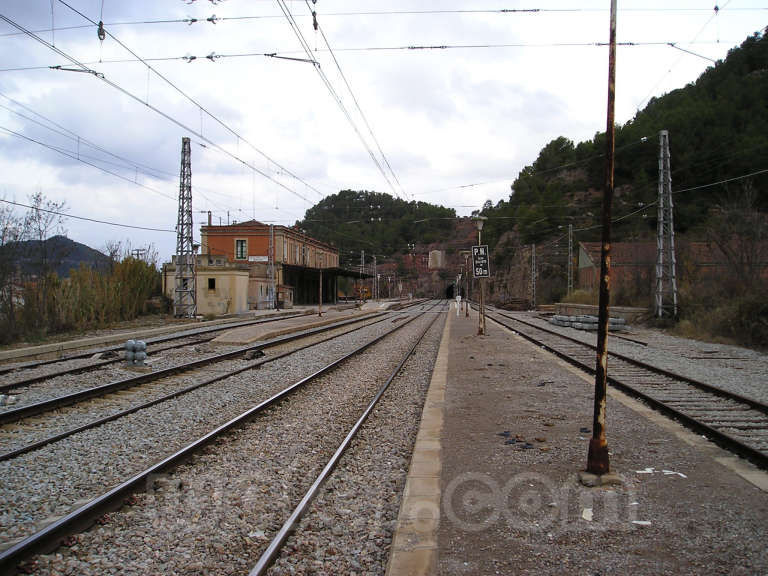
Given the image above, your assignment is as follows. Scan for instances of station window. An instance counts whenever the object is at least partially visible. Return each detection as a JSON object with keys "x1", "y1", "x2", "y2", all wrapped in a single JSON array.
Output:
[
  {"x1": 235, "y1": 239, "x2": 247, "y2": 260},
  {"x1": 208, "y1": 278, "x2": 216, "y2": 291}
]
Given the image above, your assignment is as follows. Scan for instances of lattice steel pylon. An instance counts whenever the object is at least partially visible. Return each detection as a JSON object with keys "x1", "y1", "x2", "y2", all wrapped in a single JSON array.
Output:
[
  {"x1": 174, "y1": 136, "x2": 196, "y2": 317},
  {"x1": 655, "y1": 130, "x2": 678, "y2": 319}
]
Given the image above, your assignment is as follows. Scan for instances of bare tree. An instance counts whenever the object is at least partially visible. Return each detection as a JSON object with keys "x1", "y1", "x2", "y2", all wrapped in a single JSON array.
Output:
[
  {"x1": 706, "y1": 182, "x2": 767, "y2": 293},
  {"x1": 0, "y1": 198, "x2": 25, "y2": 339},
  {"x1": 103, "y1": 239, "x2": 124, "y2": 273},
  {"x1": 22, "y1": 190, "x2": 67, "y2": 327}
]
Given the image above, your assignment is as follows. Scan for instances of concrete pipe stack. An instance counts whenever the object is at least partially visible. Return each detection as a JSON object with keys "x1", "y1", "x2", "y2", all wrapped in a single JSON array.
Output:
[
  {"x1": 549, "y1": 315, "x2": 628, "y2": 332},
  {"x1": 124, "y1": 339, "x2": 148, "y2": 366}
]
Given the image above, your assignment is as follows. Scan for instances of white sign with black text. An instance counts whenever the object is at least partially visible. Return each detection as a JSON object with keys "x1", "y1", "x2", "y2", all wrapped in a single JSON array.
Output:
[{"x1": 472, "y1": 245, "x2": 490, "y2": 278}]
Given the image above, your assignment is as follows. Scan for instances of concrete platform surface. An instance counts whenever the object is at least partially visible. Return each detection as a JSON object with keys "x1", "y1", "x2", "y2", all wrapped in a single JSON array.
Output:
[
  {"x1": 387, "y1": 306, "x2": 768, "y2": 575},
  {"x1": 0, "y1": 310, "x2": 305, "y2": 363},
  {"x1": 210, "y1": 307, "x2": 380, "y2": 345}
]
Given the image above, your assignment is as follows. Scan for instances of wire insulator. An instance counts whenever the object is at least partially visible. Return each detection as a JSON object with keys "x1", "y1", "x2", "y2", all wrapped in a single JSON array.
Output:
[{"x1": 97, "y1": 20, "x2": 105, "y2": 41}]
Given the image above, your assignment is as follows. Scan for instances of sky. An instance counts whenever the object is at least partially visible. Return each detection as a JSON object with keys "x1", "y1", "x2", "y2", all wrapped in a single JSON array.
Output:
[{"x1": 0, "y1": 0, "x2": 765, "y2": 263}]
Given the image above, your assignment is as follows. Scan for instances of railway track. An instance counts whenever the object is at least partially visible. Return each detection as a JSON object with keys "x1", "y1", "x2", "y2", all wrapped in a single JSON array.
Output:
[
  {"x1": 0, "y1": 301, "x2": 445, "y2": 572},
  {"x1": 0, "y1": 310, "x2": 401, "y2": 462},
  {"x1": 485, "y1": 307, "x2": 768, "y2": 470},
  {"x1": 0, "y1": 303, "x2": 428, "y2": 406},
  {"x1": 0, "y1": 312, "x2": 312, "y2": 390},
  {"x1": 0, "y1": 303, "x2": 439, "y2": 460}
]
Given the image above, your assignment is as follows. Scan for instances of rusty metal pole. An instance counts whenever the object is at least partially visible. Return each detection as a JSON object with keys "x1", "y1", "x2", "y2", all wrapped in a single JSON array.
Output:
[
  {"x1": 465, "y1": 256, "x2": 470, "y2": 317},
  {"x1": 587, "y1": 0, "x2": 617, "y2": 476},
  {"x1": 477, "y1": 225, "x2": 485, "y2": 335}
]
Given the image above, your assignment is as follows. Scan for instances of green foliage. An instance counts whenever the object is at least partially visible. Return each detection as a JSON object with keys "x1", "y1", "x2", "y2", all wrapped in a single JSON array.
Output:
[
  {"x1": 3, "y1": 257, "x2": 161, "y2": 345},
  {"x1": 481, "y1": 30, "x2": 768, "y2": 250},
  {"x1": 297, "y1": 190, "x2": 456, "y2": 264},
  {"x1": 479, "y1": 30, "x2": 767, "y2": 347}
]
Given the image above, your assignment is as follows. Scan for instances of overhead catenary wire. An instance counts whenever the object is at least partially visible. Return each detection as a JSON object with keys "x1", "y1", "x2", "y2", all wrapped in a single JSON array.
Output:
[
  {"x1": 0, "y1": 12, "x2": 319, "y2": 209},
  {"x1": 274, "y1": 0, "x2": 400, "y2": 199},
  {"x1": 636, "y1": 1, "x2": 734, "y2": 110},
  {"x1": 2, "y1": 6, "x2": 764, "y2": 38},
  {"x1": 0, "y1": 40, "x2": 749, "y2": 73},
  {"x1": 0, "y1": 198, "x2": 175, "y2": 233},
  {"x1": 0, "y1": 124, "x2": 178, "y2": 202},
  {"x1": 52, "y1": 1, "x2": 327, "y2": 202},
  {"x1": 0, "y1": 91, "x2": 275, "y2": 216},
  {"x1": 306, "y1": 0, "x2": 406, "y2": 200}
]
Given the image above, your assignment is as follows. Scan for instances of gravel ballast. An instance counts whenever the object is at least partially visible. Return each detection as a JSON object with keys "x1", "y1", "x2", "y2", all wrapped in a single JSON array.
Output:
[
  {"x1": 25, "y1": 304, "x2": 444, "y2": 574},
  {"x1": 0, "y1": 309, "x2": 433, "y2": 549}
]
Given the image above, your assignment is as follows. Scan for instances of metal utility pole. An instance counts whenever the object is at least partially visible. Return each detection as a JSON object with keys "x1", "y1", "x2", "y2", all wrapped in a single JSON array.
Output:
[
  {"x1": 373, "y1": 255, "x2": 377, "y2": 300},
  {"x1": 587, "y1": 0, "x2": 617, "y2": 476},
  {"x1": 530, "y1": 243, "x2": 537, "y2": 309},
  {"x1": 461, "y1": 251, "x2": 471, "y2": 316},
  {"x1": 473, "y1": 217, "x2": 488, "y2": 335},
  {"x1": 174, "y1": 136, "x2": 196, "y2": 318},
  {"x1": 567, "y1": 224, "x2": 574, "y2": 295},
  {"x1": 655, "y1": 129, "x2": 678, "y2": 319},
  {"x1": 268, "y1": 224, "x2": 275, "y2": 309}
]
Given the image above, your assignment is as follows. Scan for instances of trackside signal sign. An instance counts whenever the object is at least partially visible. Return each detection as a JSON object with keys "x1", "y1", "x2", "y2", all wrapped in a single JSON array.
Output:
[{"x1": 472, "y1": 245, "x2": 490, "y2": 278}]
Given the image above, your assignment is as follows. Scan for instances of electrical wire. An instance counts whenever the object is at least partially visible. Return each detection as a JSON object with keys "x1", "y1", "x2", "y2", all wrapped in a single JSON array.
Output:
[
  {"x1": 0, "y1": 93, "x2": 171, "y2": 179},
  {"x1": 673, "y1": 167, "x2": 768, "y2": 194},
  {"x1": 274, "y1": 0, "x2": 400, "y2": 199},
  {"x1": 636, "y1": 1, "x2": 734, "y2": 110},
  {"x1": 0, "y1": 124, "x2": 177, "y2": 202},
  {"x1": 411, "y1": 136, "x2": 653, "y2": 199},
  {"x1": 0, "y1": 40, "x2": 749, "y2": 73},
  {"x1": 307, "y1": 0, "x2": 406, "y2": 200},
  {"x1": 2, "y1": 6, "x2": 763, "y2": 37},
  {"x1": 55, "y1": 1, "x2": 326, "y2": 202},
  {"x1": 1, "y1": 12, "x2": 319, "y2": 209},
  {"x1": 0, "y1": 90, "x2": 277, "y2": 217},
  {"x1": 0, "y1": 198, "x2": 175, "y2": 232}
]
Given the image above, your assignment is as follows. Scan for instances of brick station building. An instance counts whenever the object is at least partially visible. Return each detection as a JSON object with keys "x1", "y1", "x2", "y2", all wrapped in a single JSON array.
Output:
[{"x1": 163, "y1": 219, "x2": 341, "y2": 316}]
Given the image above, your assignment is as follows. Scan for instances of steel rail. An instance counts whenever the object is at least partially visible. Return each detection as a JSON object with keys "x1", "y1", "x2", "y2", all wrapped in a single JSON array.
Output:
[
  {"x1": 0, "y1": 311, "x2": 388, "y2": 425},
  {"x1": 0, "y1": 312, "x2": 310, "y2": 388},
  {"x1": 249, "y1": 300, "x2": 446, "y2": 575},
  {"x1": 0, "y1": 301, "x2": 441, "y2": 571},
  {"x1": 492, "y1": 308, "x2": 768, "y2": 414},
  {"x1": 0, "y1": 310, "x2": 403, "y2": 462},
  {"x1": 485, "y1": 310, "x2": 768, "y2": 470}
]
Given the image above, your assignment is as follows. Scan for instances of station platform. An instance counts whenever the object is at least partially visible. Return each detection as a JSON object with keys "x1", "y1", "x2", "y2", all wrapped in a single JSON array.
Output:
[
  {"x1": 0, "y1": 303, "x2": 391, "y2": 363},
  {"x1": 387, "y1": 304, "x2": 768, "y2": 575},
  {"x1": 211, "y1": 305, "x2": 383, "y2": 345}
]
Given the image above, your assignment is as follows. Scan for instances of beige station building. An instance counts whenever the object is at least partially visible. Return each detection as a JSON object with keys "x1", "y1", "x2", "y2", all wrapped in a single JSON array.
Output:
[{"x1": 162, "y1": 219, "x2": 342, "y2": 316}]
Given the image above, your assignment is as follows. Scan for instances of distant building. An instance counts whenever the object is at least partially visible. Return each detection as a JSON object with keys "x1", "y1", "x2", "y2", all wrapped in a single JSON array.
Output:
[
  {"x1": 165, "y1": 255, "x2": 251, "y2": 316},
  {"x1": 577, "y1": 240, "x2": 768, "y2": 299},
  {"x1": 428, "y1": 250, "x2": 444, "y2": 270},
  {"x1": 163, "y1": 219, "x2": 341, "y2": 315}
]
